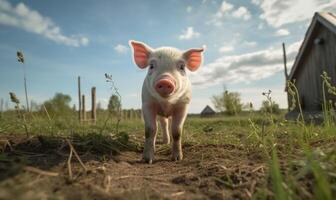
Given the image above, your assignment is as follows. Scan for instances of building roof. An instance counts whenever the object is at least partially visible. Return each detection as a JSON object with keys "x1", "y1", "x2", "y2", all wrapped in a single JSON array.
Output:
[
  {"x1": 288, "y1": 12, "x2": 336, "y2": 81},
  {"x1": 200, "y1": 105, "x2": 216, "y2": 115}
]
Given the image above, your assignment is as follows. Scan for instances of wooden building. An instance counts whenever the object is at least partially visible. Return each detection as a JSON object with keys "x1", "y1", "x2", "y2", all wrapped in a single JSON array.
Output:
[
  {"x1": 286, "y1": 12, "x2": 336, "y2": 120},
  {"x1": 200, "y1": 105, "x2": 216, "y2": 117}
]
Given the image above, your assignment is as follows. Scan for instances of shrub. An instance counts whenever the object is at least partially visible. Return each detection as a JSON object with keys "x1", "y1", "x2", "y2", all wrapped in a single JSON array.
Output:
[
  {"x1": 43, "y1": 93, "x2": 72, "y2": 117},
  {"x1": 108, "y1": 94, "x2": 121, "y2": 114},
  {"x1": 212, "y1": 90, "x2": 243, "y2": 115},
  {"x1": 260, "y1": 100, "x2": 281, "y2": 114}
]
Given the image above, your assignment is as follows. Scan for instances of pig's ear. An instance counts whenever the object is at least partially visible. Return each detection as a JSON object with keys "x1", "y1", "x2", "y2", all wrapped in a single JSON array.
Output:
[
  {"x1": 129, "y1": 40, "x2": 152, "y2": 69},
  {"x1": 183, "y1": 48, "x2": 204, "y2": 72}
]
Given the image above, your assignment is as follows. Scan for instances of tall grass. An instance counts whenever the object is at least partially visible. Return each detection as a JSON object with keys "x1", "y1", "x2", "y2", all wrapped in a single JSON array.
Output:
[{"x1": 261, "y1": 72, "x2": 336, "y2": 200}]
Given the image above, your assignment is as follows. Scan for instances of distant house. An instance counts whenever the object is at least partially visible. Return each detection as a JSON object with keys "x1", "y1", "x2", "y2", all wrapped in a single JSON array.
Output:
[
  {"x1": 286, "y1": 12, "x2": 336, "y2": 120},
  {"x1": 200, "y1": 105, "x2": 216, "y2": 117}
]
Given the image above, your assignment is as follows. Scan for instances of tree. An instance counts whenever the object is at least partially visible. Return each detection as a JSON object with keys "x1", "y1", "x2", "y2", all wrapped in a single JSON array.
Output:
[
  {"x1": 108, "y1": 94, "x2": 121, "y2": 114},
  {"x1": 43, "y1": 93, "x2": 72, "y2": 116},
  {"x1": 212, "y1": 90, "x2": 243, "y2": 115},
  {"x1": 212, "y1": 95, "x2": 225, "y2": 112},
  {"x1": 260, "y1": 100, "x2": 281, "y2": 114}
]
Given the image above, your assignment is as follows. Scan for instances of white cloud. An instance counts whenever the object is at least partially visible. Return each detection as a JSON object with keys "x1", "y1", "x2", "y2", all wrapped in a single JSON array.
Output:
[
  {"x1": 178, "y1": 26, "x2": 200, "y2": 40},
  {"x1": 81, "y1": 37, "x2": 89, "y2": 46},
  {"x1": 258, "y1": 23, "x2": 264, "y2": 30},
  {"x1": 256, "y1": 0, "x2": 336, "y2": 27},
  {"x1": 243, "y1": 41, "x2": 257, "y2": 47},
  {"x1": 214, "y1": 1, "x2": 233, "y2": 19},
  {"x1": 251, "y1": 0, "x2": 261, "y2": 5},
  {"x1": 186, "y1": 6, "x2": 192, "y2": 13},
  {"x1": 208, "y1": 1, "x2": 234, "y2": 26},
  {"x1": 219, "y1": 45, "x2": 234, "y2": 53},
  {"x1": 275, "y1": 28, "x2": 290, "y2": 36},
  {"x1": 208, "y1": 2, "x2": 252, "y2": 26},
  {"x1": 190, "y1": 41, "x2": 302, "y2": 87},
  {"x1": 114, "y1": 44, "x2": 128, "y2": 53},
  {"x1": 220, "y1": 1, "x2": 234, "y2": 13},
  {"x1": 0, "y1": 0, "x2": 88, "y2": 47},
  {"x1": 232, "y1": 6, "x2": 251, "y2": 20}
]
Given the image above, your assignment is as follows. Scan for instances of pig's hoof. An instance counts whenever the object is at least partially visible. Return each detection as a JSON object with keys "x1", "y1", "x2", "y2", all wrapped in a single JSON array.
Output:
[
  {"x1": 144, "y1": 158, "x2": 153, "y2": 164},
  {"x1": 142, "y1": 155, "x2": 153, "y2": 164},
  {"x1": 171, "y1": 153, "x2": 183, "y2": 161}
]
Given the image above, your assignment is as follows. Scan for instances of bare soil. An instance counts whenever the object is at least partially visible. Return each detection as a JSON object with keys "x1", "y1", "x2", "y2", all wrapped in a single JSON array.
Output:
[{"x1": 0, "y1": 135, "x2": 268, "y2": 200}]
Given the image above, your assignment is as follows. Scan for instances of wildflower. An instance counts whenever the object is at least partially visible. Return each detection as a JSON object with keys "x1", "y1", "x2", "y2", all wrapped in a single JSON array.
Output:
[
  {"x1": 9, "y1": 92, "x2": 20, "y2": 104},
  {"x1": 17, "y1": 51, "x2": 24, "y2": 63}
]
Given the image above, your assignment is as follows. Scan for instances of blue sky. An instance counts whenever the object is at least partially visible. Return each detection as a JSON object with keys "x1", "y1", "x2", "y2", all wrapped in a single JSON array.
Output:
[{"x1": 0, "y1": 0, "x2": 335, "y2": 113}]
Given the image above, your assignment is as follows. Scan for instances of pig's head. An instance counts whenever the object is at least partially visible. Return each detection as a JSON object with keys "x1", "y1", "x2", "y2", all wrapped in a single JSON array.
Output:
[{"x1": 129, "y1": 40, "x2": 204, "y2": 100}]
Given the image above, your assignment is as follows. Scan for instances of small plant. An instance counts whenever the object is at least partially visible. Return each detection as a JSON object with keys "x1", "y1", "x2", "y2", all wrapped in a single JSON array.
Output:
[
  {"x1": 321, "y1": 71, "x2": 336, "y2": 127},
  {"x1": 104, "y1": 73, "x2": 122, "y2": 134},
  {"x1": 260, "y1": 90, "x2": 281, "y2": 116},
  {"x1": 262, "y1": 90, "x2": 275, "y2": 122},
  {"x1": 17, "y1": 50, "x2": 30, "y2": 112},
  {"x1": 287, "y1": 80, "x2": 305, "y2": 124},
  {"x1": 9, "y1": 92, "x2": 20, "y2": 108},
  {"x1": 9, "y1": 92, "x2": 29, "y2": 136}
]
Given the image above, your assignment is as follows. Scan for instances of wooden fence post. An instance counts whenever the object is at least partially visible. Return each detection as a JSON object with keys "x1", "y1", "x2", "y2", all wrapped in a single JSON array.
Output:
[
  {"x1": 0, "y1": 98, "x2": 3, "y2": 112},
  {"x1": 0, "y1": 98, "x2": 3, "y2": 118},
  {"x1": 282, "y1": 43, "x2": 289, "y2": 80},
  {"x1": 282, "y1": 43, "x2": 290, "y2": 111},
  {"x1": 82, "y1": 95, "x2": 86, "y2": 122},
  {"x1": 78, "y1": 76, "x2": 82, "y2": 122},
  {"x1": 91, "y1": 87, "x2": 96, "y2": 124}
]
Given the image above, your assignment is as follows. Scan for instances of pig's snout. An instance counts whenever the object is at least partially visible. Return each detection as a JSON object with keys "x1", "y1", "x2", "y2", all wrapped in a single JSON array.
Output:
[{"x1": 155, "y1": 76, "x2": 175, "y2": 97}]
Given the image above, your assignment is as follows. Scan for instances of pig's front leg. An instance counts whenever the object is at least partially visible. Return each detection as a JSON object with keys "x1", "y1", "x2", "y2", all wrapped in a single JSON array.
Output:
[
  {"x1": 158, "y1": 116, "x2": 170, "y2": 144},
  {"x1": 171, "y1": 104, "x2": 188, "y2": 161},
  {"x1": 142, "y1": 103, "x2": 157, "y2": 164}
]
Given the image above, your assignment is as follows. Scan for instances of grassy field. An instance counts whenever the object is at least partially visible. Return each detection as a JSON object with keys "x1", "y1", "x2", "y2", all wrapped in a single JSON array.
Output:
[{"x1": 0, "y1": 110, "x2": 335, "y2": 200}]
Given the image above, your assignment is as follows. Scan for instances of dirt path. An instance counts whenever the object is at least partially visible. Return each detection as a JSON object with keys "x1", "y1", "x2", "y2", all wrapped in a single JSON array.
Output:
[{"x1": 0, "y1": 136, "x2": 266, "y2": 200}]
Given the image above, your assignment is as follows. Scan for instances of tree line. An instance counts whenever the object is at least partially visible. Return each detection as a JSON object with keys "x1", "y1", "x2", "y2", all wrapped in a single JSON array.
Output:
[{"x1": 211, "y1": 89, "x2": 281, "y2": 115}]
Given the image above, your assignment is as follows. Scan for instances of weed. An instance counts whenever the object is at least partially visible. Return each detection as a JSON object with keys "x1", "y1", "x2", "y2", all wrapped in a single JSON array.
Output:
[
  {"x1": 321, "y1": 71, "x2": 336, "y2": 127},
  {"x1": 17, "y1": 51, "x2": 30, "y2": 112},
  {"x1": 103, "y1": 73, "x2": 122, "y2": 134}
]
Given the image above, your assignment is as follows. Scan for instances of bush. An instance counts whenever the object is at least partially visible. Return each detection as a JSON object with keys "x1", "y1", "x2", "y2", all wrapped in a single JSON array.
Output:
[
  {"x1": 43, "y1": 93, "x2": 72, "y2": 117},
  {"x1": 108, "y1": 94, "x2": 121, "y2": 114},
  {"x1": 260, "y1": 100, "x2": 281, "y2": 114},
  {"x1": 212, "y1": 90, "x2": 243, "y2": 115}
]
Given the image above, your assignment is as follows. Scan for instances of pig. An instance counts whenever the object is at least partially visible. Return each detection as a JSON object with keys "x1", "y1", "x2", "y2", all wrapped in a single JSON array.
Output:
[{"x1": 129, "y1": 40, "x2": 204, "y2": 164}]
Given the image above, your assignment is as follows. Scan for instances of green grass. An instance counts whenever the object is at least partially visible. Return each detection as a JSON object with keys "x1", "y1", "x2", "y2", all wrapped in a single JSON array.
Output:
[{"x1": 0, "y1": 109, "x2": 335, "y2": 199}]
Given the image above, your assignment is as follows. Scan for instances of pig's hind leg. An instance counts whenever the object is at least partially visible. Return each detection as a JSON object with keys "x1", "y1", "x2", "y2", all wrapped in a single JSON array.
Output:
[
  {"x1": 171, "y1": 104, "x2": 188, "y2": 161},
  {"x1": 158, "y1": 116, "x2": 170, "y2": 144}
]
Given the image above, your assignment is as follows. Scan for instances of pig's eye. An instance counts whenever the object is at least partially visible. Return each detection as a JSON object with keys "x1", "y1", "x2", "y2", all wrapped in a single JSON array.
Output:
[
  {"x1": 178, "y1": 63, "x2": 185, "y2": 71},
  {"x1": 149, "y1": 63, "x2": 155, "y2": 70}
]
